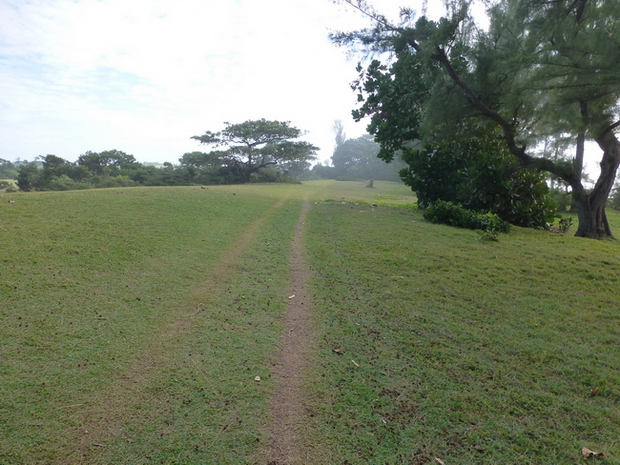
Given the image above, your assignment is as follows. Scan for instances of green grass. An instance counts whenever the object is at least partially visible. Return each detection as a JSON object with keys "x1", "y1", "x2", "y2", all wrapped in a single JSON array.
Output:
[
  {"x1": 2, "y1": 181, "x2": 620, "y2": 464},
  {"x1": 303, "y1": 200, "x2": 620, "y2": 464},
  {"x1": 0, "y1": 185, "x2": 301, "y2": 463},
  {"x1": 300, "y1": 179, "x2": 417, "y2": 206}
]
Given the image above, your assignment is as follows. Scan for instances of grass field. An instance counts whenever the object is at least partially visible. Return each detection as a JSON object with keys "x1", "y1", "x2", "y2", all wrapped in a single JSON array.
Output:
[{"x1": 1, "y1": 181, "x2": 620, "y2": 464}]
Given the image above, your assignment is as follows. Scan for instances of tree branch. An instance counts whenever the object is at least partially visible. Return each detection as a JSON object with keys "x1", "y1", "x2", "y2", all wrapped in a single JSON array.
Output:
[
  {"x1": 598, "y1": 120, "x2": 620, "y2": 140},
  {"x1": 339, "y1": 0, "x2": 398, "y2": 31}
]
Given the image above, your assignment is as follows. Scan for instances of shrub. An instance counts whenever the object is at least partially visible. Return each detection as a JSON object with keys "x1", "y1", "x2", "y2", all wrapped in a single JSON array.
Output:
[
  {"x1": 400, "y1": 129, "x2": 556, "y2": 228},
  {"x1": 557, "y1": 216, "x2": 573, "y2": 233},
  {"x1": 47, "y1": 175, "x2": 91, "y2": 191},
  {"x1": 423, "y1": 200, "x2": 511, "y2": 234},
  {"x1": 91, "y1": 175, "x2": 136, "y2": 188}
]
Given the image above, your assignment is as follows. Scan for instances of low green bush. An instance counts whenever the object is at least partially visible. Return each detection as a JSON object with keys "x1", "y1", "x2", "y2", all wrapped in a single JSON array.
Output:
[
  {"x1": 47, "y1": 175, "x2": 91, "y2": 191},
  {"x1": 423, "y1": 200, "x2": 511, "y2": 233}
]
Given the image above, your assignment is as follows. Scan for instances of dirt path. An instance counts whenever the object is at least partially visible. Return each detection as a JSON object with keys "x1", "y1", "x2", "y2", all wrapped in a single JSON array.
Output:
[
  {"x1": 257, "y1": 201, "x2": 316, "y2": 465},
  {"x1": 64, "y1": 195, "x2": 316, "y2": 464},
  {"x1": 69, "y1": 197, "x2": 291, "y2": 464}
]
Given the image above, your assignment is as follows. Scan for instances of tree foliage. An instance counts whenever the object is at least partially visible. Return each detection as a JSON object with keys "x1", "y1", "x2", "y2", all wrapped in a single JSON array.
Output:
[
  {"x1": 77, "y1": 150, "x2": 138, "y2": 176},
  {"x1": 402, "y1": 130, "x2": 555, "y2": 228},
  {"x1": 191, "y1": 119, "x2": 318, "y2": 183},
  {"x1": 345, "y1": 37, "x2": 554, "y2": 227},
  {"x1": 0, "y1": 158, "x2": 17, "y2": 179},
  {"x1": 334, "y1": 0, "x2": 620, "y2": 238},
  {"x1": 14, "y1": 141, "x2": 313, "y2": 192},
  {"x1": 331, "y1": 132, "x2": 407, "y2": 181}
]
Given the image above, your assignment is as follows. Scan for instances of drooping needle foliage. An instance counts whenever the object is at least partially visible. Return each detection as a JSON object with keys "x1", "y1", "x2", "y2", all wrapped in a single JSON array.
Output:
[{"x1": 333, "y1": 0, "x2": 620, "y2": 238}]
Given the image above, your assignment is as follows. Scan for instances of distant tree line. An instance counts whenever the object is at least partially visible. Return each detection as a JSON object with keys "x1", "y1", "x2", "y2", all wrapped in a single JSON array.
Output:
[
  {"x1": 12, "y1": 149, "x2": 309, "y2": 192},
  {"x1": 10, "y1": 119, "x2": 320, "y2": 191},
  {"x1": 6, "y1": 117, "x2": 412, "y2": 191}
]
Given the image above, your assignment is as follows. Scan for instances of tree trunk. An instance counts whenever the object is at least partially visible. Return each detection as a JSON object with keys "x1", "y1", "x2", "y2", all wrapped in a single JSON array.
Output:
[
  {"x1": 573, "y1": 134, "x2": 620, "y2": 238},
  {"x1": 573, "y1": 191, "x2": 612, "y2": 238},
  {"x1": 241, "y1": 168, "x2": 252, "y2": 183},
  {"x1": 568, "y1": 102, "x2": 588, "y2": 213}
]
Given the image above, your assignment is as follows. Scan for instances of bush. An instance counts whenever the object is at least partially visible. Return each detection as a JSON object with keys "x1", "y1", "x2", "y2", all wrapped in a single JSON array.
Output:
[
  {"x1": 400, "y1": 129, "x2": 556, "y2": 228},
  {"x1": 47, "y1": 175, "x2": 91, "y2": 191},
  {"x1": 91, "y1": 175, "x2": 136, "y2": 188},
  {"x1": 423, "y1": 201, "x2": 511, "y2": 233}
]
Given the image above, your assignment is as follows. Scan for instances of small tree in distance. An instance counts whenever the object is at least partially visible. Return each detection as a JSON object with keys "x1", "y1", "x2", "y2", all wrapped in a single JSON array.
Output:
[{"x1": 191, "y1": 119, "x2": 318, "y2": 183}]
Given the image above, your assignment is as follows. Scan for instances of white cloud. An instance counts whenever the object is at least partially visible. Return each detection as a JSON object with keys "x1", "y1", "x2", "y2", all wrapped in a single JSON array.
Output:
[{"x1": 0, "y1": 0, "x2": 443, "y2": 165}]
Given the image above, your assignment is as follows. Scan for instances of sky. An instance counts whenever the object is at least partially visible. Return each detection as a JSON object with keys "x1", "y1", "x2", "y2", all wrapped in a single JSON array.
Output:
[{"x1": 0, "y1": 0, "x2": 451, "y2": 166}]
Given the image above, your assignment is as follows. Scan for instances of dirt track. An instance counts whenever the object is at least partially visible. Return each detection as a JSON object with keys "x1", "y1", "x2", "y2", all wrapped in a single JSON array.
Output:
[
  {"x1": 257, "y1": 201, "x2": 315, "y2": 464},
  {"x1": 67, "y1": 197, "x2": 315, "y2": 464}
]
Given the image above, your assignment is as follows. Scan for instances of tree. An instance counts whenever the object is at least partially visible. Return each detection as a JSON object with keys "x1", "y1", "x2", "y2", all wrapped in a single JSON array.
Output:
[
  {"x1": 401, "y1": 128, "x2": 555, "y2": 228},
  {"x1": 333, "y1": 0, "x2": 620, "y2": 238},
  {"x1": 0, "y1": 158, "x2": 17, "y2": 179},
  {"x1": 342, "y1": 44, "x2": 554, "y2": 226},
  {"x1": 308, "y1": 162, "x2": 337, "y2": 180},
  {"x1": 332, "y1": 134, "x2": 406, "y2": 181},
  {"x1": 332, "y1": 119, "x2": 347, "y2": 148},
  {"x1": 191, "y1": 119, "x2": 318, "y2": 183},
  {"x1": 77, "y1": 150, "x2": 138, "y2": 177},
  {"x1": 16, "y1": 162, "x2": 44, "y2": 191}
]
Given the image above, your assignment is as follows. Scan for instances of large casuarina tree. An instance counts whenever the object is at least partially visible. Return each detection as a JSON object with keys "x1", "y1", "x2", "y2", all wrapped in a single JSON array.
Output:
[
  {"x1": 333, "y1": 0, "x2": 620, "y2": 238},
  {"x1": 191, "y1": 119, "x2": 318, "y2": 183}
]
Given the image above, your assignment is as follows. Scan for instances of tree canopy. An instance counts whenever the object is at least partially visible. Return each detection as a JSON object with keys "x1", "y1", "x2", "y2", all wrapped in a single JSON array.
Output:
[
  {"x1": 191, "y1": 119, "x2": 318, "y2": 183},
  {"x1": 331, "y1": 131, "x2": 406, "y2": 181},
  {"x1": 0, "y1": 158, "x2": 17, "y2": 179},
  {"x1": 333, "y1": 0, "x2": 620, "y2": 238}
]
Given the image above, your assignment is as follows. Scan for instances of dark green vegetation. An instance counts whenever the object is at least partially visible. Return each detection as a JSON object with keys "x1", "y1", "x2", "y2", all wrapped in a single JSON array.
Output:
[
  {"x1": 14, "y1": 120, "x2": 318, "y2": 192},
  {"x1": 399, "y1": 130, "x2": 556, "y2": 228},
  {"x1": 423, "y1": 200, "x2": 511, "y2": 236},
  {"x1": 0, "y1": 158, "x2": 18, "y2": 179},
  {"x1": 2, "y1": 181, "x2": 620, "y2": 464},
  {"x1": 350, "y1": 56, "x2": 554, "y2": 229},
  {"x1": 334, "y1": 0, "x2": 620, "y2": 238}
]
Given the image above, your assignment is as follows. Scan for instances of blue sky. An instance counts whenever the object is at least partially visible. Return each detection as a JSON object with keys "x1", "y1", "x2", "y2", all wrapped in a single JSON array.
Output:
[{"x1": 0, "y1": 0, "x2": 443, "y2": 165}]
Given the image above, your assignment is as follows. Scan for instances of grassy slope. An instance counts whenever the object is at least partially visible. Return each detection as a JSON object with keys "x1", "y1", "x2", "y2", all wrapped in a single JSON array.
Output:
[
  {"x1": 2, "y1": 181, "x2": 620, "y2": 464},
  {"x1": 0, "y1": 185, "x2": 301, "y2": 464},
  {"x1": 304, "y1": 196, "x2": 620, "y2": 464}
]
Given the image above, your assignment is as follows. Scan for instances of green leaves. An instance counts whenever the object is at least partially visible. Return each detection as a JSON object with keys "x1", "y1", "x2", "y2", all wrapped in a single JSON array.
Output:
[
  {"x1": 423, "y1": 200, "x2": 511, "y2": 234},
  {"x1": 191, "y1": 119, "x2": 317, "y2": 183}
]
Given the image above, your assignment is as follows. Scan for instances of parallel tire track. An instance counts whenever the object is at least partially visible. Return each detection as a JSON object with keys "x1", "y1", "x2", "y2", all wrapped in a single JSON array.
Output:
[{"x1": 69, "y1": 197, "x2": 290, "y2": 464}]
